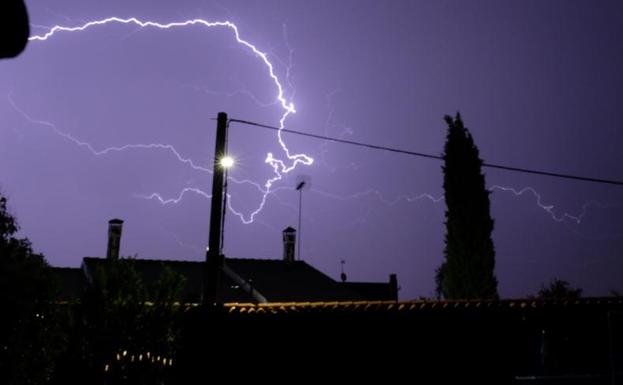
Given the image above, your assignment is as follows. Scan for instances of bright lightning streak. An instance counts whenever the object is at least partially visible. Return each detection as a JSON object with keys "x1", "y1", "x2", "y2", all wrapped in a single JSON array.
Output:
[
  {"x1": 136, "y1": 188, "x2": 276, "y2": 225},
  {"x1": 312, "y1": 188, "x2": 444, "y2": 205},
  {"x1": 20, "y1": 16, "x2": 613, "y2": 231},
  {"x1": 8, "y1": 93, "x2": 272, "y2": 196},
  {"x1": 10, "y1": 89, "x2": 606, "y2": 228},
  {"x1": 8, "y1": 92, "x2": 210, "y2": 172},
  {"x1": 27, "y1": 16, "x2": 314, "y2": 223},
  {"x1": 309, "y1": 184, "x2": 610, "y2": 226},
  {"x1": 488, "y1": 185, "x2": 610, "y2": 224}
]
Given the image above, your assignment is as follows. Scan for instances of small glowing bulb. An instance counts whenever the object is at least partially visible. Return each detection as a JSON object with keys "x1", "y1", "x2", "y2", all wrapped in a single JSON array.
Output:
[{"x1": 220, "y1": 156, "x2": 234, "y2": 169}]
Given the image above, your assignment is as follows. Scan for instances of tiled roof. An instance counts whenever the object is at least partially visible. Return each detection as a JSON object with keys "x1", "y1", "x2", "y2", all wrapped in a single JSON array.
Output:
[{"x1": 223, "y1": 297, "x2": 623, "y2": 315}]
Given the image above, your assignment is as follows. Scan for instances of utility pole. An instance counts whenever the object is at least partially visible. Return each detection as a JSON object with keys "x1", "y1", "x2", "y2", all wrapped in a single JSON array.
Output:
[{"x1": 204, "y1": 112, "x2": 228, "y2": 306}]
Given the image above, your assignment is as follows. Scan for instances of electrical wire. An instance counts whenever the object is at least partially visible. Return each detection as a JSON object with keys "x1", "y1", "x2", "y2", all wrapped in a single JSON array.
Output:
[{"x1": 228, "y1": 118, "x2": 623, "y2": 187}]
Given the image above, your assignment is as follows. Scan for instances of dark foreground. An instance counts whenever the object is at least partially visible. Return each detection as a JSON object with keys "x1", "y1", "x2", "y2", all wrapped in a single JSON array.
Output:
[{"x1": 22, "y1": 298, "x2": 623, "y2": 384}]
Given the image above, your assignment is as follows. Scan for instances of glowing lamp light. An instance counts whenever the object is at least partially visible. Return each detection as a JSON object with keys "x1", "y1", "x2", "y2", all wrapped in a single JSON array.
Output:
[{"x1": 220, "y1": 155, "x2": 235, "y2": 169}]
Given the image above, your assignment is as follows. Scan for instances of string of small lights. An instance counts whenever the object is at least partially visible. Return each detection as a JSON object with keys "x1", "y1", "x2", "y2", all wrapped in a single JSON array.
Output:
[{"x1": 103, "y1": 349, "x2": 173, "y2": 374}]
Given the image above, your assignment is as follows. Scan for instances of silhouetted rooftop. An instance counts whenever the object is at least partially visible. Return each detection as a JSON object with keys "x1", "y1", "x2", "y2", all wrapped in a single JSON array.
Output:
[
  {"x1": 79, "y1": 256, "x2": 394, "y2": 303},
  {"x1": 339, "y1": 281, "x2": 397, "y2": 301},
  {"x1": 50, "y1": 267, "x2": 84, "y2": 301},
  {"x1": 223, "y1": 257, "x2": 363, "y2": 302}
]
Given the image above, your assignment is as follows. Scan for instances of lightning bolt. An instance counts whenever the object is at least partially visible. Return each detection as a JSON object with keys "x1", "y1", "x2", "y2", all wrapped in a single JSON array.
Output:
[
  {"x1": 308, "y1": 184, "x2": 613, "y2": 227},
  {"x1": 16, "y1": 16, "x2": 617, "y2": 234},
  {"x1": 26, "y1": 16, "x2": 314, "y2": 223},
  {"x1": 312, "y1": 88, "x2": 610, "y2": 226},
  {"x1": 136, "y1": 186, "x2": 295, "y2": 225},
  {"x1": 10, "y1": 88, "x2": 609, "y2": 228},
  {"x1": 311, "y1": 188, "x2": 444, "y2": 205},
  {"x1": 488, "y1": 185, "x2": 613, "y2": 224},
  {"x1": 7, "y1": 92, "x2": 271, "y2": 195}
]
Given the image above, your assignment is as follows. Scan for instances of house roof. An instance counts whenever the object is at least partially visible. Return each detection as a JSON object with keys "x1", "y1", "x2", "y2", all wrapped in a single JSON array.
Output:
[
  {"x1": 82, "y1": 257, "x2": 254, "y2": 303},
  {"x1": 81, "y1": 256, "x2": 368, "y2": 303},
  {"x1": 50, "y1": 267, "x2": 84, "y2": 301},
  {"x1": 339, "y1": 281, "x2": 396, "y2": 301},
  {"x1": 224, "y1": 258, "x2": 363, "y2": 302}
]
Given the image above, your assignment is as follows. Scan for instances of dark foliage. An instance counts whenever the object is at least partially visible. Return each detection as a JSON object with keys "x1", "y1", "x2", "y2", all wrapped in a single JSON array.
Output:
[
  {"x1": 436, "y1": 113, "x2": 498, "y2": 299},
  {"x1": 54, "y1": 257, "x2": 185, "y2": 384},
  {"x1": 0, "y1": 193, "x2": 66, "y2": 384},
  {"x1": 537, "y1": 278, "x2": 583, "y2": 299}
]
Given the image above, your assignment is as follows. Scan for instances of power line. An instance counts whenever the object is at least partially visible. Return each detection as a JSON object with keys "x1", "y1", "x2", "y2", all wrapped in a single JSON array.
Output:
[{"x1": 228, "y1": 118, "x2": 623, "y2": 187}]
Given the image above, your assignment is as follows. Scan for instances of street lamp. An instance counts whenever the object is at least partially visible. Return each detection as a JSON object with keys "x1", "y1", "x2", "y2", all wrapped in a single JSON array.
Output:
[{"x1": 219, "y1": 155, "x2": 235, "y2": 169}]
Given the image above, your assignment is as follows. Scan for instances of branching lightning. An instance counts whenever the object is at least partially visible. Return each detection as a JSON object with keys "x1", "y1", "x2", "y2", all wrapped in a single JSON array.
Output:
[
  {"x1": 27, "y1": 16, "x2": 314, "y2": 223},
  {"x1": 309, "y1": 184, "x2": 613, "y2": 227},
  {"x1": 311, "y1": 188, "x2": 444, "y2": 205},
  {"x1": 9, "y1": 85, "x2": 612, "y2": 228},
  {"x1": 15, "y1": 16, "x2": 612, "y2": 232},
  {"x1": 9, "y1": 91, "x2": 289, "y2": 222},
  {"x1": 8, "y1": 92, "x2": 210, "y2": 172},
  {"x1": 488, "y1": 185, "x2": 611, "y2": 224}
]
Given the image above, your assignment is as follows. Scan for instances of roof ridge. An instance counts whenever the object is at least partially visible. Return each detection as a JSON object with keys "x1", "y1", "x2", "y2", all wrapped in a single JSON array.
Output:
[
  {"x1": 226, "y1": 257, "x2": 304, "y2": 262},
  {"x1": 83, "y1": 256, "x2": 303, "y2": 263},
  {"x1": 83, "y1": 256, "x2": 203, "y2": 264}
]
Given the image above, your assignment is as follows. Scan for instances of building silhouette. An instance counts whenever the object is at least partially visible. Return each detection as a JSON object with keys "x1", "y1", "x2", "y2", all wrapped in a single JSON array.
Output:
[
  {"x1": 52, "y1": 219, "x2": 397, "y2": 303},
  {"x1": 46, "y1": 220, "x2": 623, "y2": 382}
]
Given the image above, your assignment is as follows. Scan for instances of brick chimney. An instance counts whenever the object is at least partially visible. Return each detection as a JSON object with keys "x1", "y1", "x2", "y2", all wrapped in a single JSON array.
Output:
[
  {"x1": 282, "y1": 227, "x2": 296, "y2": 263},
  {"x1": 106, "y1": 218, "x2": 123, "y2": 260}
]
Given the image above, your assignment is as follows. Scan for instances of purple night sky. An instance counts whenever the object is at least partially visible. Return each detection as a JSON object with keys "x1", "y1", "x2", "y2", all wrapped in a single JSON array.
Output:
[{"x1": 0, "y1": 0, "x2": 622, "y2": 300}]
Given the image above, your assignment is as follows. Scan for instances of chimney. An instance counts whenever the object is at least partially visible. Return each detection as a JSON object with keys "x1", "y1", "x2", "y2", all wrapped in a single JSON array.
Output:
[
  {"x1": 389, "y1": 273, "x2": 398, "y2": 301},
  {"x1": 282, "y1": 227, "x2": 296, "y2": 263},
  {"x1": 106, "y1": 218, "x2": 123, "y2": 260}
]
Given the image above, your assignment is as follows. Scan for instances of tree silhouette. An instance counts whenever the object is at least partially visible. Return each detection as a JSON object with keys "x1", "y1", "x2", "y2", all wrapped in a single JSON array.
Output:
[
  {"x1": 0, "y1": 192, "x2": 65, "y2": 384},
  {"x1": 537, "y1": 279, "x2": 582, "y2": 299},
  {"x1": 436, "y1": 113, "x2": 498, "y2": 299},
  {"x1": 59, "y1": 257, "x2": 185, "y2": 384}
]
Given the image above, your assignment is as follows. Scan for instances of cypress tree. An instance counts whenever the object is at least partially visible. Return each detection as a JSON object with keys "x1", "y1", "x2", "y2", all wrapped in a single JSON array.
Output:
[{"x1": 436, "y1": 113, "x2": 498, "y2": 299}]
